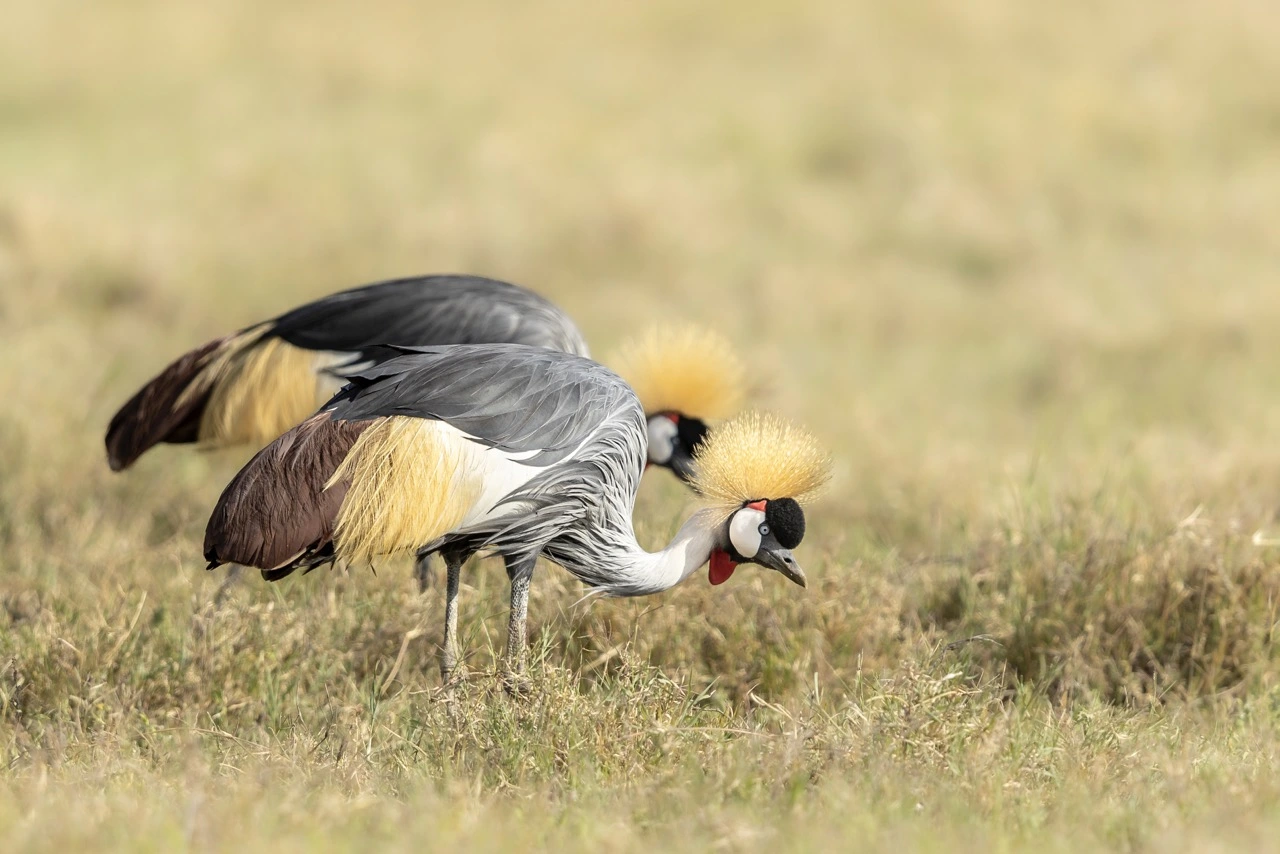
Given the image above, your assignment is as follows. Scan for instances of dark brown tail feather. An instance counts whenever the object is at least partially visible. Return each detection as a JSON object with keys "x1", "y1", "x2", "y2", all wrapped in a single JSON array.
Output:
[
  {"x1": 203, "y1": 413, "x2": 371, "y2": 579},
  {"x1": 105, "y1": 335, "x2": 235, "y2": 471}
]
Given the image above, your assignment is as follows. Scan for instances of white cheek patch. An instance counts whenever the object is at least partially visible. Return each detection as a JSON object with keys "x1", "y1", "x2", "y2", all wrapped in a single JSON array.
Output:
[
  {"x1": 647, "y1": 417, "x2": 677, "y2": 464},
  {"x1": 729, "y1": 508, "x2": 767, "y2": 559}
]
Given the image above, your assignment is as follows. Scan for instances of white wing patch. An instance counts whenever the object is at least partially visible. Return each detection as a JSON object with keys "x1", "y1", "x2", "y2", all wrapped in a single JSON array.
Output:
[
  {"x1": 457, "y1": 435, "x2": 551, "y2": 528},
  {"x1": 331, "y1": 394, "x2": 633, "y2": 564}
]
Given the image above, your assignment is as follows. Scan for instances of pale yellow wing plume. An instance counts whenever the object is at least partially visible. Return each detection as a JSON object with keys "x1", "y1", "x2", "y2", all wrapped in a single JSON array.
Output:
[
  {"x1": 327, "y1": 417, "x2": 483, "y2": 566},
  {"x1": 197, "y1": 332, "x2": 334, "y2": 447}
]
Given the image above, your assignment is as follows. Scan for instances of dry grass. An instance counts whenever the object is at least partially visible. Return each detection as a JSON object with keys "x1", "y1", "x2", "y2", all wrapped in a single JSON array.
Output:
[{"x1": 4, "y1": 0, "x2": 1280, "y2": 849}]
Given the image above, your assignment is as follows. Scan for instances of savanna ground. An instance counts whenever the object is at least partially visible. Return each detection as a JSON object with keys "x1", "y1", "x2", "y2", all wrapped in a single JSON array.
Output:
[{"x1": 3, "y1": 0, "x2": 1280, "y2": 850}]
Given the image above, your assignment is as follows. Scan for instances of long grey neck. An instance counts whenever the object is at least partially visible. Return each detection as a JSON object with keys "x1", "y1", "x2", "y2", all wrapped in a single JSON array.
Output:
[{"x1": 593, "y1": 508, "x2": 724, "y2": 598}]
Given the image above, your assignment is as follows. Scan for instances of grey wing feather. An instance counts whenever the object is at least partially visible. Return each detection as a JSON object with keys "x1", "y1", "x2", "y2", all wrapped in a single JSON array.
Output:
[
  {"x1": 268, "y1": 275, "x2": 589, "y2": 364},
  {"x1": 419, "y1": 424, "x2": 647, "y2": 573},
  {"x1": 325, "y1": 344, "x2": 641, "y2": 467}
]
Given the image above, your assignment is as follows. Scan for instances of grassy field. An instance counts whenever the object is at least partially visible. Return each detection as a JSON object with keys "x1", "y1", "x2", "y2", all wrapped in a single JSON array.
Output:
[{"x1": 5, "y1": 0, "x2": 1280, "y2": 849}]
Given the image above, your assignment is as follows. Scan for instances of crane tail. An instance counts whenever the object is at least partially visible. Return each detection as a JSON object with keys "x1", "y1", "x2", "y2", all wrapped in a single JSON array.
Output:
[
  {"x1": 105, "y1": 323, "x2": 346, "y2": 471},
  {"x1": 106, "y1": 323, "x2": 353, "y2": 471},
  {"x1": 203, "y1": 412, "x2": 372, "y2": 575},
  {"x1": 105, "y1": 334, "x2": 240, "y2": 471}
]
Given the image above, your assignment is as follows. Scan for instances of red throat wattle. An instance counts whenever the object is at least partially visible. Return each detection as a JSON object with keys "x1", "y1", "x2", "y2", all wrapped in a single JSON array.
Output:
[{"x1": 709, "y1": 549, "x2": 737, "y2": 585}]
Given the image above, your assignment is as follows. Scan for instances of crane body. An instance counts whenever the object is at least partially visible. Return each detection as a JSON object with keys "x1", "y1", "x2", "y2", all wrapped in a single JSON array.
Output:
[{"x1": 204, "y1": 345, "x2": 829, "y2": 689}]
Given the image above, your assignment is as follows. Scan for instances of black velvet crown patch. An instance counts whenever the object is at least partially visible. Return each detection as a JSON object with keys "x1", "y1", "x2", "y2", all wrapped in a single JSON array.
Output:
[
  {"x1": 764, "y1": 497, "x2": 805, "y2": 549},
  {"x1": 675, "y1": 414, "x2": 709, "y2": 454}
]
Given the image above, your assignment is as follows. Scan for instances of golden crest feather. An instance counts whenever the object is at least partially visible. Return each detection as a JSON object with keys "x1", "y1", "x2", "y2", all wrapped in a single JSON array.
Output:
[
  {"x1": 691, "y1": 411, "x2": 832, "y2": 513},
  {"x1": 609, "y1": 324, "x2": 746, "y2": 420}
]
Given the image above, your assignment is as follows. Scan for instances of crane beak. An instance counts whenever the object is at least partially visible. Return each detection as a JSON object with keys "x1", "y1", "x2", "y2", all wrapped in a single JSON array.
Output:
[
  {"x1": 754, "y1": 546, "x2": 807, "y2": 588},
  {"x1": 667, "y1": 449, "x2": 698, "y2": 484}
]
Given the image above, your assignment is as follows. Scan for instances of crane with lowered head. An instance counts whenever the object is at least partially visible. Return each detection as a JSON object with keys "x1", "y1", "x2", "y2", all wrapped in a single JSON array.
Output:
[{"x1": 202, "y1": 344, "x2": 830, "y2": 691}]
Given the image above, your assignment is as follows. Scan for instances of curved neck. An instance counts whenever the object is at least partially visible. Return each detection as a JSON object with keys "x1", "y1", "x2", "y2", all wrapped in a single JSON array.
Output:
[{"x1": 555, "y1": 508, "x2": 724, "y2": 598}]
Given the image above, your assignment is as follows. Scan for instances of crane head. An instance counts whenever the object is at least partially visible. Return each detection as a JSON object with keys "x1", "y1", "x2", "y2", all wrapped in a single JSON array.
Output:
[
  {"x1": 690, "y1": 411, "x2": 832, "y2": 589},
  {"x1": 708, "y1": 497, "x2": 809, "y2": 587},
  {"x1": 644, "y1": 411, "x2": 709, "y2": 483},
  {"x1": 610, "y1": 324, "x2": 746, "y2": 487}
]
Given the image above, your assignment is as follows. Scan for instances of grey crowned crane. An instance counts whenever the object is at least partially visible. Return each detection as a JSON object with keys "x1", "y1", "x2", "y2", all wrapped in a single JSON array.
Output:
[
  {"x1": 104, "y1": 275, "x2": 589, "y2": 471},
  {"x1": 202, "y1": 344, "x2": 829, "y2": 690}
]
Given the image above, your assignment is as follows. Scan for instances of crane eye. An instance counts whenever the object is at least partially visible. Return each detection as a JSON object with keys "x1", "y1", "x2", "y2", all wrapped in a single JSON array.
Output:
[{"x1": 758, "y1": 523, "x2": 770, "y2": 536}]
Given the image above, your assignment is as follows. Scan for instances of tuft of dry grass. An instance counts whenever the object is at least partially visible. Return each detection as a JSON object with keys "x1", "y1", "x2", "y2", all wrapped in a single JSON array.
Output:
[{"x1": 5, "y1": 0, "x2": 1280, "y2": 849}]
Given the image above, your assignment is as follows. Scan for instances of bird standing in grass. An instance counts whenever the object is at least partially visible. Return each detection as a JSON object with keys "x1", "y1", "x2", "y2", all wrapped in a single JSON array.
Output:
[{"x1": 202, "y1": 345, "x2": 829, "y2": 691}]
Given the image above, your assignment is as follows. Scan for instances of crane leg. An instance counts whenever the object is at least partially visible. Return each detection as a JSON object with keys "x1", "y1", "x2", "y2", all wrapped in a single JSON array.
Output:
[
  {"x1": 440, "y1": 551, "x2": 466, "y2": 686},
  {"x1": 502, "y1": 553, "x2": 537, "y2": 696},
  {"x1": 414, "y1": 552, "x2": 435, "y2": 593},
  {"x1": 212, "y1": 564, "x2": 243, "y2": 607}
]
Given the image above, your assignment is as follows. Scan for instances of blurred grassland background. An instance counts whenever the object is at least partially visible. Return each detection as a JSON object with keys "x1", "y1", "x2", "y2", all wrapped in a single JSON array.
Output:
[{"x1": 5, "y1": 0, "x2": 1280, "y2": 850}]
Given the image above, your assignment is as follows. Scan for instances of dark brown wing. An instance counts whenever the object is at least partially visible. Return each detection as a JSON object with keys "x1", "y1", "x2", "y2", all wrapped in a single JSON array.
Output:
[
  {"x1": 104, "y1": 335, "x2": 232, "y2": 471},
  {"x1": 203, "y1": 412, "x2": 371, "y2": 577}
]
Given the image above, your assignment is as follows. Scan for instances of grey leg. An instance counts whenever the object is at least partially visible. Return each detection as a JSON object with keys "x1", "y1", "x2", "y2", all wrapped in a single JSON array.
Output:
[
  {"x1": 212, "y1": 564, "x2": 243, "y2": 607},
  {"x1": 441, "y1": 552, "x2": 465, "y2": 685},
  {"x1": 414, "y1": 553, "x2": 435, "y2": 593},
  {"x1": 502, "y1": 553, "x2": 537, "y2": 695}
]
